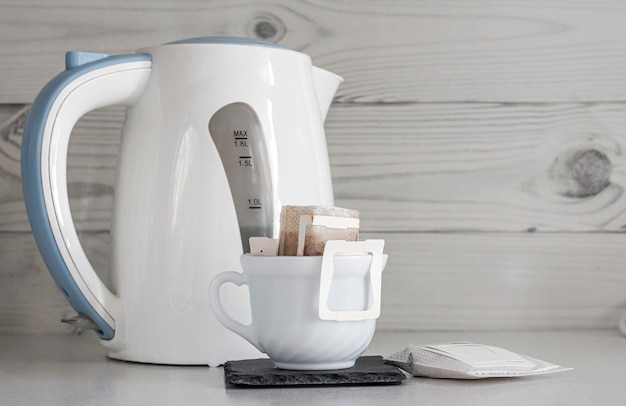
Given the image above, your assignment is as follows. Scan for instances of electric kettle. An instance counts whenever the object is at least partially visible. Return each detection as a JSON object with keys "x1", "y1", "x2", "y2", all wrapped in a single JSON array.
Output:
[{"x1": 21, "y1": 37, "x2": 342, "y2": 365}]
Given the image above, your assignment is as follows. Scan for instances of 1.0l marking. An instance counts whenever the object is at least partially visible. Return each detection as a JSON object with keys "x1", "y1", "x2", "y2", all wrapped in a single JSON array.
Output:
[{"x1": 248, "y1": 198, "x2": 262, "y2": 209}]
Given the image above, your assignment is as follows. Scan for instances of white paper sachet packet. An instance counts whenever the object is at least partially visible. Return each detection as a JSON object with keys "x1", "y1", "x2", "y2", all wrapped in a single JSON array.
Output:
[{"x1": 385, "y1": 342, "x2": 572, "y2": 379}]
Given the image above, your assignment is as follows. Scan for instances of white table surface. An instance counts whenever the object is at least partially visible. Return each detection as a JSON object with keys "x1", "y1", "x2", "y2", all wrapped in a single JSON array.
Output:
[{"x1": 1, "y1": 329, "x2": 625, "y2": 405}]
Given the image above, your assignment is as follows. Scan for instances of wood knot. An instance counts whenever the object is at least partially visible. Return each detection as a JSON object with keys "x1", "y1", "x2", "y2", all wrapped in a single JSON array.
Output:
[
  {"x1": 548, "y1": 148, "x2": 612, "y2": 198},
  {"x1": 247, "y1": 13, "x2": 286, "y2": 43}
]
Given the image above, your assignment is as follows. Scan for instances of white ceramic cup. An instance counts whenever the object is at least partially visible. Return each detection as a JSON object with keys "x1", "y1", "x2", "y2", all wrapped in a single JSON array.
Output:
[{"x1": 209, "y1": 240, "x2": 387, "y2": 370}]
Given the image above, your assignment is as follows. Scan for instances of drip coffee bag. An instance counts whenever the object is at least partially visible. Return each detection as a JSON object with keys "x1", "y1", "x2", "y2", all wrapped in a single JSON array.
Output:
[{"x1": 278, "y1": 206, "x2": 359, "y2": 256}]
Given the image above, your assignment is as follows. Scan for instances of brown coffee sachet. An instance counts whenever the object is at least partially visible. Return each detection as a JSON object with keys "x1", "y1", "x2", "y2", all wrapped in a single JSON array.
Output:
[{"x1": 278, "y1": 205, "x2": 360, "y2": 256}]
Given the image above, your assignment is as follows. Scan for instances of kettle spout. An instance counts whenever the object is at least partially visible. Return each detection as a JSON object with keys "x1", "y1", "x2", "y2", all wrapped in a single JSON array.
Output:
[{"x1": 312, "y1": 67, "x2": 343, "y2": 121}]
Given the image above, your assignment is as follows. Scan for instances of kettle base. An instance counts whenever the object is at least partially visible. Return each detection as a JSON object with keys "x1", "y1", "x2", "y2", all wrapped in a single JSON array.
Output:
[{"x1": 106, "y1": 351, "x2": 269, "y2": 367}]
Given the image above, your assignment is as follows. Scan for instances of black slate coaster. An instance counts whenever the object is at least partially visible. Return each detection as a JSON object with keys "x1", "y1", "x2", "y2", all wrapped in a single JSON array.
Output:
[{"x1": 223, "y1": 356, "x2": 406, "y2": 387}]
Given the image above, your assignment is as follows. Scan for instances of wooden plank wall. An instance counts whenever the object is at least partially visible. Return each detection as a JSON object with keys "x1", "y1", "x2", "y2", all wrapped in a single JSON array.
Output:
[{"x1": 2, "y1": 0, "x2": 626, "y2": 335}]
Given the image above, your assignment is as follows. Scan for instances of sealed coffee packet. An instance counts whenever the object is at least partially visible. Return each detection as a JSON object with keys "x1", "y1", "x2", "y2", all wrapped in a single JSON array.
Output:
[
  {"x1": 385, "y1": 342, "x2": 572, "y2": 379},
  {"x1": 278, "y1": 205, "x2": 359, "y2": 256}
]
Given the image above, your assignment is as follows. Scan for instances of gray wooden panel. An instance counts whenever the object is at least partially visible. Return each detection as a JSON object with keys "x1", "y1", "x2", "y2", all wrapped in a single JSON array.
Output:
[
  {"x1": 0, "y1": 105, "x2": 27, "y2": 231},
  {"x1": 6, "y1": 102, "x2": 626, "y2": 233},
  {"x1": 3, "y1": 0, "x2": 626, "y2": 335},
  {"x1": 1, "y1": 105, "x2": 122, "y2": 232},
  {"x1": 2, "y1": 231, "x2": 624, "y2": 335},
  {"x1": 0, "y1": 232, "x2": 110, "y2": 335},
  {"x1": 375, "y1": 232, "x2": 626, "y2": 331},
  {"x1": 3, "y1": 0, "x2": 626, "y2": 103},
  {"x1": 328, "y1": 102, "x2": 626, "y2": 232}
]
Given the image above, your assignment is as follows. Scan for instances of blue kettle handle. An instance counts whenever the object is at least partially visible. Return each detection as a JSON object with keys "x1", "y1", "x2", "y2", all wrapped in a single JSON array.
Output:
[{"x1": 21, "y1": 52, "x2": 152, "y2": 339}]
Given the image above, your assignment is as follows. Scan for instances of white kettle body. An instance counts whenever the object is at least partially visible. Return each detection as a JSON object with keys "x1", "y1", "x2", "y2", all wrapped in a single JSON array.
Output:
[{"x1": 21, "y1": 37, "x2": 342, "y2": 365}]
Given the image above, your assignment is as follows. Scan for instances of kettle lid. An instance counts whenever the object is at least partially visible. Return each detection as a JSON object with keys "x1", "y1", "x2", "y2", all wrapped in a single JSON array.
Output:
[{"x1": 166, "y1": 36, "x2": 287, "y2": 50}]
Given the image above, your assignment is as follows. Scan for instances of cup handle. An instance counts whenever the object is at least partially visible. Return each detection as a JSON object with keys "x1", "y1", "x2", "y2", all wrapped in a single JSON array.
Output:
[
  {"x1": 318, "y1": 239, "x2": 385, "y2": 321},
  {"x1": 209, "y1": 272, "x2": 261, "y2": 349}
]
